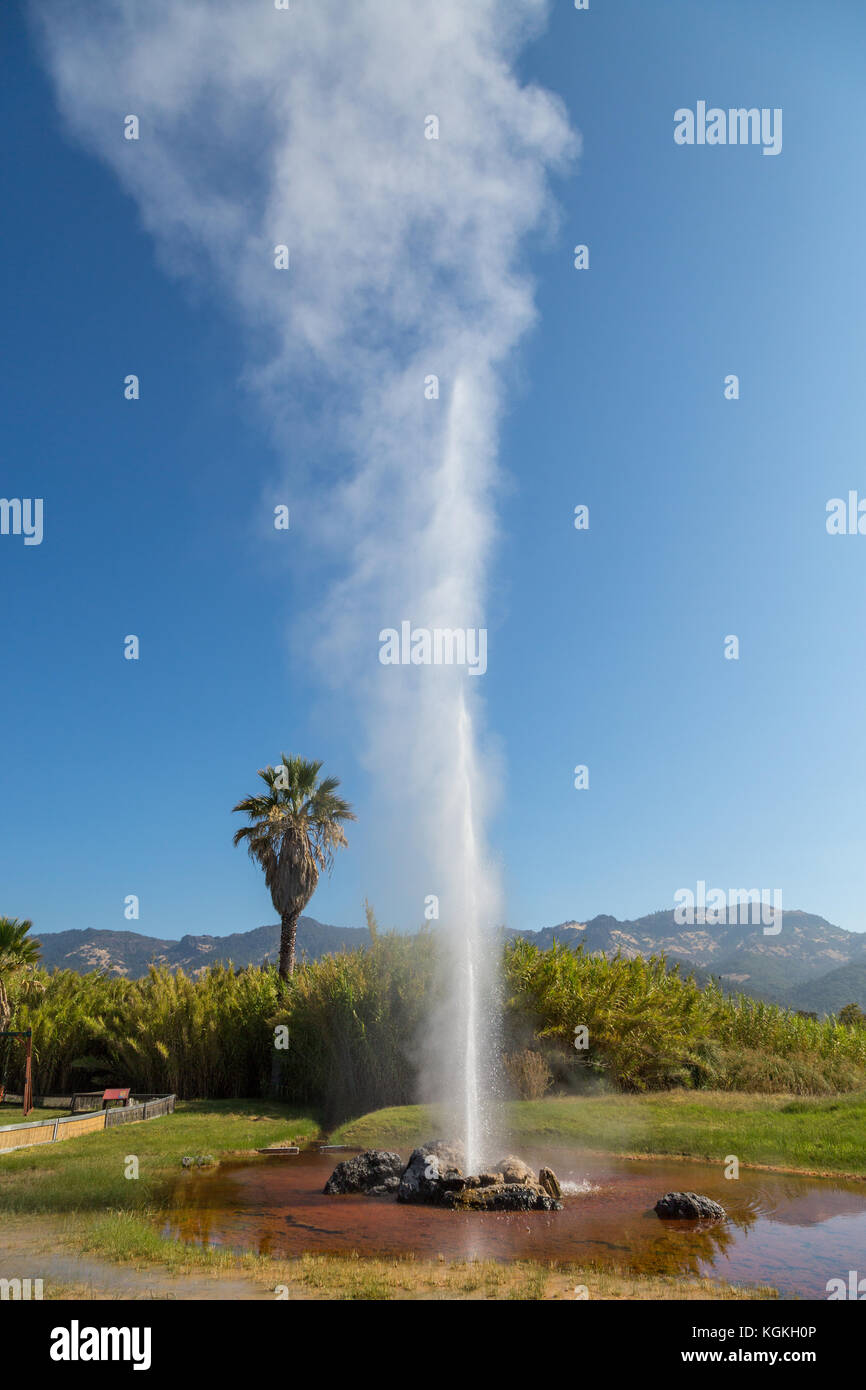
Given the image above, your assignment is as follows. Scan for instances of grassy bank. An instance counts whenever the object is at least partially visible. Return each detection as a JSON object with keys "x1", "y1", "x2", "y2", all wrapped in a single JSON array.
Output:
[
  {"x1": 0, "y1": 1099, "x2": 320, "y2": 1214},
  {"x1": 333, "y1": 1090, "x2": 866, "y2": 1176}
]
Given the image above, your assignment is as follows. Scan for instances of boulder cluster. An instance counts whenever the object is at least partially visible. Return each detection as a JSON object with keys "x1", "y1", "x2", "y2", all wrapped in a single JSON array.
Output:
[{"x1": 324, "y1": 1140, "x2": 563, "y2": 1211}]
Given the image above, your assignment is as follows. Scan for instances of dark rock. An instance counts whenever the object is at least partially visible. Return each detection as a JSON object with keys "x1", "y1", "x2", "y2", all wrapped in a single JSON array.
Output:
[
  {"x1": 396, "y1": 1140, "x2": 465, "y2": 1205},
  {"x1": 367, "y1": 1176, "x2": 401, "y2": 1196},
  {"x1": 538, "y1": 1166, "x2": 562, "y2": 1200},
  {"x1": 654, "y1": 1191, "x2": 726, "y2": 1221},
  {"x1": 477, "y1": 1172, "x2": 501, "y2": 1187},
  {"x1": 439, "y1": 1175, "x2": 467, "y2": 1192},
  {"x1": 323, "y1": 1150, "x2": 404, "y2": 1195},
  {"x1": 445, "y1": 1182, "x2": 562, "y2": 1213}
]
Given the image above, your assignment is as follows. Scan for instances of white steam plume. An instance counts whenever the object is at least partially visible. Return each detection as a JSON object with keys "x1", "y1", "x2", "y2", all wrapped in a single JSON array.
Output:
[{"x1": 34, "y1": 0, "x2": 576, "y2": 1164}]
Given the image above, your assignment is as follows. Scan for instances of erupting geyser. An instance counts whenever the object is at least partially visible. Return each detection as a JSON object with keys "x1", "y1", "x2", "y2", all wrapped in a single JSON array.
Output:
[
  {"x1": 38, "y1": 1, "x2": 577, "y2": 1165},
  {"x1": 448, "y1": 689, "x2": 500, "y2": 1174}
]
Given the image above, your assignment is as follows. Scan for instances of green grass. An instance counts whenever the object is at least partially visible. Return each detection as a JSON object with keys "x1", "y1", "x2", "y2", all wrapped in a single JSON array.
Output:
[
  {"x1": 77, "y1": 1211, "x2": 259, "y2": 1272},
  {"x1": 331, "y1": 1091, "x2": 866, "y2": 1176},
  {"x1": 274, "y1": 1253, "x2": 774, "y2": 1301},
  {"x1": 0, "y1": 1099, "x2": 321, "y2": 1214},
  {"x1": 331, "y1": 1103, "x2": 431, "y2": 1149},
  {"x1": 0, "y1": 1106, "x2": 70, "y2": 1126}
]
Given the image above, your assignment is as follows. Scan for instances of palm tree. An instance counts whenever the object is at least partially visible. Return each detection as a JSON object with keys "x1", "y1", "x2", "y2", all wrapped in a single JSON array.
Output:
[
  {"x1": 232, "y1": 755, "x2": 355, "y2": 979},
  {"x1": 0, "y1": 917, "x2": 41, "y2": 1030}
]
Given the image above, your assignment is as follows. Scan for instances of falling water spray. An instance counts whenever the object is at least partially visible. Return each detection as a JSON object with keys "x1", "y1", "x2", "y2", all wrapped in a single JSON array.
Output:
[{"x1": 454, "y1": 688, "x2": 496, "y2": 1173}]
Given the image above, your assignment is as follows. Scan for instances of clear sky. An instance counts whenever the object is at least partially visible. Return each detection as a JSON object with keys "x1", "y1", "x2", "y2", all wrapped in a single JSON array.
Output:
[{"x1": 2, "y1": 0, "x2": 865, "y2": 940}]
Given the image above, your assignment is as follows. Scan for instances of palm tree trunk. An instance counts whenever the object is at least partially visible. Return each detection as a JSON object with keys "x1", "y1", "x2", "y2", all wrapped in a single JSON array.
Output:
[
  {"x1": 0, "y1": 976, "x2": 9, "y2": 1032},
  {"x1": 279, "y1": 907, "x2": 301, "y2": 979}
]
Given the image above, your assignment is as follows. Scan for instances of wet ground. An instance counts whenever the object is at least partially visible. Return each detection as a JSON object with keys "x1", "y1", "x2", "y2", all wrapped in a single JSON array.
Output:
[
  {"x1": 0, "y1": 1221, "x2": 271, "y2": 1300},
  {"x1": 162, "y1": 1145, "x2": 866, "y2": 1299}
]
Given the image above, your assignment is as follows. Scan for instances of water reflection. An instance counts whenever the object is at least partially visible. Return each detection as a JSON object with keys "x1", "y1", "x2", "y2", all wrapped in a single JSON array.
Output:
[{"x1": 162, "y1": 1146, "x2": 866, "y2": 1298}]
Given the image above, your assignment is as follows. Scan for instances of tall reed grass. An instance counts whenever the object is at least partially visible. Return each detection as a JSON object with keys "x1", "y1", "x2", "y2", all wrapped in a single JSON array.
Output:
[
  {"x1": 503, "y1": 940, "x2": 866, "y2": 1094},
  {"x1": 4, "y1": 935, "x2": 865, "y2": 1114}
]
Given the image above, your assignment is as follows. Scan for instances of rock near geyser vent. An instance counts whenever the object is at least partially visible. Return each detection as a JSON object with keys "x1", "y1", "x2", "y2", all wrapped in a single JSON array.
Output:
[
  {"x1": 323, "y1": 1150, "x2": 404, "y2": 1196},
  {"x1": 325, "y1": 1142, "x2": 563, "y2": 1212}
]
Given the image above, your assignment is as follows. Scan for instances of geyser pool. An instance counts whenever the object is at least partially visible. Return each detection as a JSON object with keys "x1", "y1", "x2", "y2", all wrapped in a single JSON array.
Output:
[{"x1": 165, "y1": 1147, "x2": 866, "y2": 1298}]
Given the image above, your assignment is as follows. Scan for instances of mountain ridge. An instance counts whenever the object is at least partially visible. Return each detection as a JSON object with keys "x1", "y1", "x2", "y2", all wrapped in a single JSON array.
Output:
[{"x1": 30, "y1": 909, "x2": 866, "y2": 1015}]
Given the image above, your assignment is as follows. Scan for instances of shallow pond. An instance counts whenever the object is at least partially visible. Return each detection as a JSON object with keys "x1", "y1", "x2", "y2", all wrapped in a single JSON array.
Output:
[{"x1": 163, "y1": 1146, "x2": 866, "y2": 1298}]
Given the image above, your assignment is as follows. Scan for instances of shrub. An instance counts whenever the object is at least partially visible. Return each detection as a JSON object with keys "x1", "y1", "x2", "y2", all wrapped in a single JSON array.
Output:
[
  {"x1": 712, "y1": 1046, "x2": 866, "y2": 1096},
  {"x1": 502, "y1": 1049, "x2": 553, "y2": 1100}
]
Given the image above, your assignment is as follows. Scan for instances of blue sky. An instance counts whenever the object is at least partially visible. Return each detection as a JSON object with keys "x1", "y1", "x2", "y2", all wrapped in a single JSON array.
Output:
[{"x1": 2, "y1": 0, "x2": 865, "y2": 940}]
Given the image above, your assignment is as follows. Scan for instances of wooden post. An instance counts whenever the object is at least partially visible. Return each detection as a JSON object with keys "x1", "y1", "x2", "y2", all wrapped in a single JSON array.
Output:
[
  {"x1": 0, "y1": 1030, "x2": 34, "y2": 1116},
  {"x1": 22, "y1": 1031, "x2": 33, "y2": 1117}
]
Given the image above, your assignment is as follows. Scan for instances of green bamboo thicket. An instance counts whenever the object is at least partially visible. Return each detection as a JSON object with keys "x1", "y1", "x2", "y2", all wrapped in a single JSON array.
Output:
[{"x1": 3, "y1": 935, "x2": 866, "y2": 1115}]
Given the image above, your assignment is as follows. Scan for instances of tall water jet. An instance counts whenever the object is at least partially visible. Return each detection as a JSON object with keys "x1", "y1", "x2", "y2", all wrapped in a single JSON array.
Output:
[
  {"x1": 450, "y1": 686, "x2": 499, "y2": 1173},
  {"x1": 464, "y1": 951, "x2": 481, "y2": 1175}
]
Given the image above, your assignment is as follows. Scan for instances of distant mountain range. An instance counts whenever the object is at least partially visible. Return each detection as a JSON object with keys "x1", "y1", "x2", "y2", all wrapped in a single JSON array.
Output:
[
  {"x1": 34, "y1": 919, "x2": 370, "y2": 978},
  {"x1": 522, "y1": 910, "x2": 866, "y2": 1015},
  {"x1": 32, "y1": 908, "x2": 866, "y2": 1016}
]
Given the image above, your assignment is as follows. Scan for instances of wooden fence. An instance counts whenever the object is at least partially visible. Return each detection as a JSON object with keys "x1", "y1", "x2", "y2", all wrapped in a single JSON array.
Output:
[
  {"x1": 2, "y1": 1093, "x2": 105, "y2": 1112},
  {"x1": 104, "y1": 1095, "x2": 175, "y2": 1127},
  {"x1": 0, "y1": 1095, "x2": 176, "y2": 1153}
]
